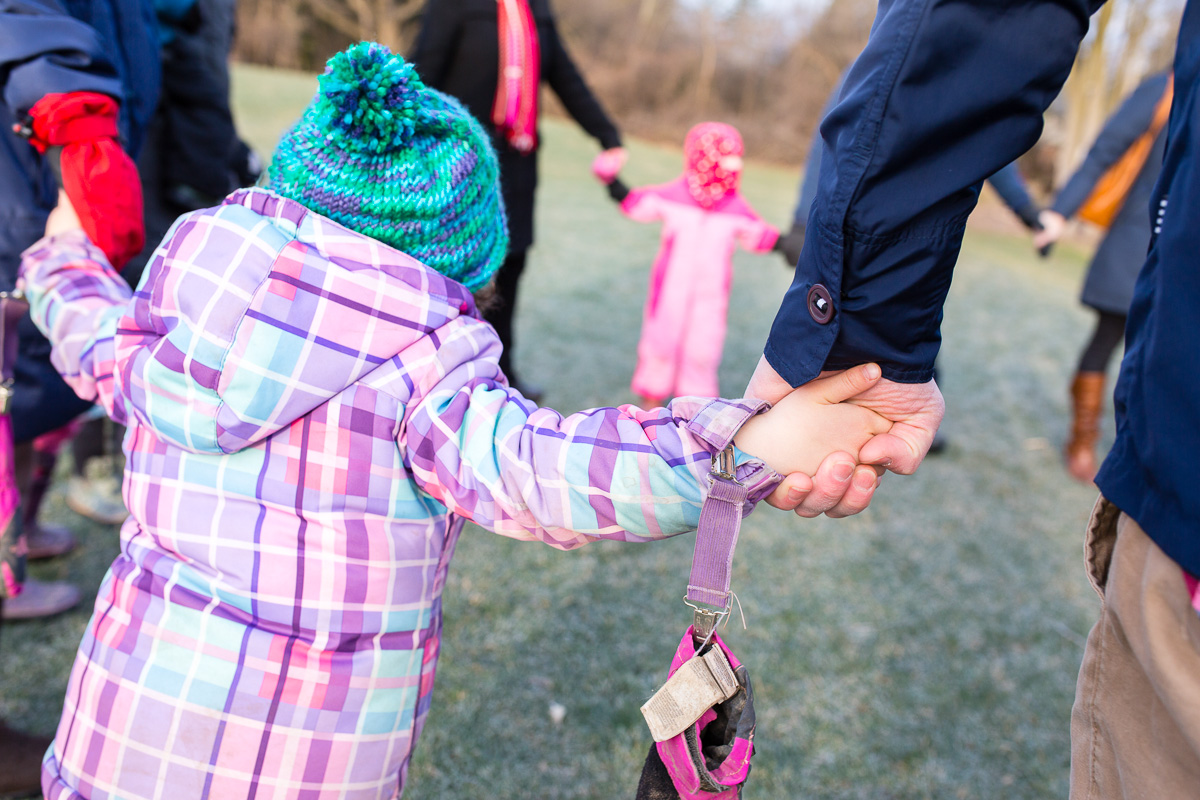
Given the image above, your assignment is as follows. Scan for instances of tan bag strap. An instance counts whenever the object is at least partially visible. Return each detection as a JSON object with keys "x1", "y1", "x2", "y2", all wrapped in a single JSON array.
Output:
[{"x1": 1078, "y1": 76, "x2": 1174, "y2": 228}]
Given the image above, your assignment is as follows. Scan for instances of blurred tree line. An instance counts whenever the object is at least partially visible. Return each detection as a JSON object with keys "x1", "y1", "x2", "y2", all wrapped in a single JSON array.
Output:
[
  {"x1": 233, "y1": 0, "x2": 1182, "y2": 181},
  {"x1": 232, "y1": 0, "x2": 872, "y2": 163}
]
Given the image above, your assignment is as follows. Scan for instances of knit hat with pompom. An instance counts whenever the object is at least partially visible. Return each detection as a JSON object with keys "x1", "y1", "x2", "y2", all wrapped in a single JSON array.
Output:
[{"x1": 268, "y1": 42, "x2": 508, "y2": 291}]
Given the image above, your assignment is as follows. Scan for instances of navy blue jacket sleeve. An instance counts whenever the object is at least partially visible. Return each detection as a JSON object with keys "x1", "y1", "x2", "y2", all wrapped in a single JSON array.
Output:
[
  {"x1": 986, "y1": 162, "x2": 1040, "y2": 228},
  {"x1": 764, "y1": 0, "x2": 1103, "y2": 386},
  {"x1": 1052, "y1": 72, "x2": 1170, "y2": 218},
  {"x1": 0, "y1": 0, "x2": 124, "y2": 115}
]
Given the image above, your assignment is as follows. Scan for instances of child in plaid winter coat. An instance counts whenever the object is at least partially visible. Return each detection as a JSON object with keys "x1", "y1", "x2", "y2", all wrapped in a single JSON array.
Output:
[{"x1": 20, "y1": 44, "x2": 886, "y2": 799}]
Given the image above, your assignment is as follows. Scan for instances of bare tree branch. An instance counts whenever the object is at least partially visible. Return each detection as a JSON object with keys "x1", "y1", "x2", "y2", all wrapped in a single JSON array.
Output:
[{"x1": 303, "y1": 0, "x2": 364, "y2": 41}]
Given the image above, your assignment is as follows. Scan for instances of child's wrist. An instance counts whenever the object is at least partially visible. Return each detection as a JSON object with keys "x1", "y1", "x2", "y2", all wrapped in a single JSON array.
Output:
[{"x1": 733, "y1": 446, "x2": 784, "y2": 501}]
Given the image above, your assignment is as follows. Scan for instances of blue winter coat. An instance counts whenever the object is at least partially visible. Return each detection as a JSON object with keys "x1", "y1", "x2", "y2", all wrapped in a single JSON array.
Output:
[
  {"x1": 1052, "y1": 73, "x2": 1169, "y2": 315},
  {"x1": 763, "y1": 0, "x2": 1200, "y2": 577},
  {"x1": 0, "y1": 0, "x2": 158, "y2": 441}
]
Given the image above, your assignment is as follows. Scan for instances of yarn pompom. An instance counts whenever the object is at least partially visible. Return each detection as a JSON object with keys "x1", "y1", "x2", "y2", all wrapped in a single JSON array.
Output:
[
  {"x1": 269, "y1": 42, "x2": 508, "y2": 291},
  {"x1": 314, "y1": 41, "x2": 424, "y2": 152}
]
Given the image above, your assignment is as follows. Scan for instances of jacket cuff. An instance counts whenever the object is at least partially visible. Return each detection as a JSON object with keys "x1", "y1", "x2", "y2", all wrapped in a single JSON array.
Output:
[
  {"x1": 678, "y1": 397, "x2": 769, "y2": 451},
  {"x1": 678, "y1": 397, "x2": 782, "y2": 506},
  {"x1": 19, "y1": 228, "x2": 111, "y2": 287}
]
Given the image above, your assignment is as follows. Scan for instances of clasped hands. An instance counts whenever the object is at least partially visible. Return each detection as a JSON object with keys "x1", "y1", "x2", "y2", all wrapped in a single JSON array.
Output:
[{"x1": 736, "y1": 356, "x2": 945, "y2": 518}]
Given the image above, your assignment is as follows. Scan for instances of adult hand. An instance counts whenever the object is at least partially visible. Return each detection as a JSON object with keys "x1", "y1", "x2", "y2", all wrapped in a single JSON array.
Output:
[
  {"x1": 45, "y1": 190, "x2": 83, "y2": 239},
  {"x1": 777, "y1": 221, "x2": 805, "y2": 267},
  {"x1": 764, "y1": 452, "x2": 883, "y2": 518},
  {"x1": 1032, "y1": 209, "x2": 1066, "y2": 251},
  {"x1": 852, "y1": 375, "x2": 945, "y2": 475},
  {"x1": 745, "y1": 354, "x2": 793, "y2": 405}
]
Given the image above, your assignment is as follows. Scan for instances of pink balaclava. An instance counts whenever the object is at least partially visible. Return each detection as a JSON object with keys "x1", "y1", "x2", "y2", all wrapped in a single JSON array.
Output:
[{"x1": 683, "y1": 122, "x2": 744, "y2": 208}]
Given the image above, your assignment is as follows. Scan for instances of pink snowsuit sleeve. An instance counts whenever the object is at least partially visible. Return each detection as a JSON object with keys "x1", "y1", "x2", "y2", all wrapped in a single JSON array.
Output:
[
  {"x1": 620, "y1": 186, "x2": 668, "y2": 223},
  {"x1": 730, "y1": 199, "x2": 780, "y2": 254}
]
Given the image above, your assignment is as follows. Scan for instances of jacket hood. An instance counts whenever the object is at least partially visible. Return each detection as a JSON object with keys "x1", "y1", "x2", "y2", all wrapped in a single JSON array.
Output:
[{"x1": 118, "y1": 188, "x2": 478, "y2": 454}]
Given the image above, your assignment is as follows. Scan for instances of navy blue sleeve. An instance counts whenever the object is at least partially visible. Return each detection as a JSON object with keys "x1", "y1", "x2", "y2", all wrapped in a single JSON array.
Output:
[
  {"x1": 986, "y1": 162, "x2": 1040, "y2": 228},
  {"x1": 0, "y1": 0, "x2": 125, "y2": 115},
  {"x1": 1052, "y1": 72, "x2": 1170, "y2": 218},
  {"x1": 764, "y1": 0, "x2": 1102, "y2": 385}
]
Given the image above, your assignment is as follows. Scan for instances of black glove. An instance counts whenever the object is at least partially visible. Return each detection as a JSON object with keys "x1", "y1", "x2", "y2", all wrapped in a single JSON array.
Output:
[
  {"x1": 776, "y1": 220, "x2": 805, "y2": 267},
  {"x1": 606, "y1": 176, "x2": 630, "y2": 203}
]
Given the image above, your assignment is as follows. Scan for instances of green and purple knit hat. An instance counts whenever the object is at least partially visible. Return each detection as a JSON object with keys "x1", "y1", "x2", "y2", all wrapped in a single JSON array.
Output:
[{"x1": 268, "y1": 42, "x2": 508, "y2": 291}]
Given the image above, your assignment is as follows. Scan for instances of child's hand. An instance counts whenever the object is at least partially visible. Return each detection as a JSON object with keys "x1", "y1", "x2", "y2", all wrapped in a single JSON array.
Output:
[
  {"x1": 734, "y1": 364, "x2": 891, "y2": 477},
  {"x1": 45, "y1": 189, "x2": 83, "y2": 239},
  {"x1": 591, "y1": 147, "x2": 627, "y2": 183}
]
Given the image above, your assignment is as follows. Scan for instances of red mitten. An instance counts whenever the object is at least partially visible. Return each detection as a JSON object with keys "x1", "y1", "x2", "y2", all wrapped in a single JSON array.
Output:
[{"x1": 25, "y1": 92, "x2": 144, "y2": 269}]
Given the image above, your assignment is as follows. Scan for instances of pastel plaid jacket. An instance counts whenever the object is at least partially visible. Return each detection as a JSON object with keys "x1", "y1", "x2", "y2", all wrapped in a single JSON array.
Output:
[{"x1": 20, "y1": 188, "x2": 780, "y2": 799}]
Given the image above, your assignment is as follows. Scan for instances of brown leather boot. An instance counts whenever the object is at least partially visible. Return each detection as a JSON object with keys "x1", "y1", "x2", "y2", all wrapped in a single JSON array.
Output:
[
  {"x1": 0, "y1": 719, "x2": 51, "y2": 798},
  {"x1": 1065, "y1": 371, "x2": 1106, "y2": 483}
]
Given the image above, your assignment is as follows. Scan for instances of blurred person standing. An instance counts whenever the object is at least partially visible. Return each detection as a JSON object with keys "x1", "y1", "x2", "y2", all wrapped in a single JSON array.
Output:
[
  {"x1": 745, "y1": 0, "x2": 1200, "y2": 796},
  {"x1": 410, "y1": 0, "x2": 626, "y2": 401},
  {"x1": 1033, "y1": 71, "x2": 1172, "y2": 484},
  {"x1": 0, "y1": 1, "x2": 156, "y2": 609},
  {"x1": 0, "y1": 0, "x2": 157, "y2": 793},
  {"x1": 65, "y1": 0, "x2": 262, "y2": 526}
]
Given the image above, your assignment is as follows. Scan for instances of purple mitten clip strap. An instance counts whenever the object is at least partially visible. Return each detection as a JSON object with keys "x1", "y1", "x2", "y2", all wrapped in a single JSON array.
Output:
[{"x1": 686, "y1": 444, "x2": 749, "y2": 648}]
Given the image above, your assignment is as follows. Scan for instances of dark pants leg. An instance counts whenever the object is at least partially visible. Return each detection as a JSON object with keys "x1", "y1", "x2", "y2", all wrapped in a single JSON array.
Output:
[
  {"x1": 70, "y1": 417, "x2": 125, "y2": 478},
  {"x1": 482, "y1": 249, "x2": 528, "y2": 382},
  {"x1": 1077, "y1": 311, "x2": 1127, "y2": 374},
  {"x1": 71, "y1": 416, "x2": 106, "y2": 477}
]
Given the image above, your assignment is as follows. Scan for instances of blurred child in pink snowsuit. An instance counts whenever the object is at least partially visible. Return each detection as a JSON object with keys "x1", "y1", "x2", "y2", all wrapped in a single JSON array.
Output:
[{"x1": 594, "y1": 123, "x2": 781, "y2": 407}]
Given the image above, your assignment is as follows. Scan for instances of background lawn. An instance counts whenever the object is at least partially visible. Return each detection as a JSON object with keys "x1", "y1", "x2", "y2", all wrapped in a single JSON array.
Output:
[{"x1": 1, "y1": 63, "x2": 1113, "y2": 799}]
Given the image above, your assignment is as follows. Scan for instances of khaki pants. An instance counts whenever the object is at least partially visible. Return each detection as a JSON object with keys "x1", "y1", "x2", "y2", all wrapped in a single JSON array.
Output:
[{"x1": 1070, "y1": 497, "x2": 1200, "y2": 799}]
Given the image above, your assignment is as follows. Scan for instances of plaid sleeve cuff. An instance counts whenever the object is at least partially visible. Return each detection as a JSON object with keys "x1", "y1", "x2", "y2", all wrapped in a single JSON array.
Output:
[
  {"x1": 678, "y1": 396, "x2": 782, "y2": 505},
  {"x1": 679, "y1": 397, "x2": 769, "y2": 451},
  {"x1": 20, "y1": 228, "x2": 116, "y2": 284}
]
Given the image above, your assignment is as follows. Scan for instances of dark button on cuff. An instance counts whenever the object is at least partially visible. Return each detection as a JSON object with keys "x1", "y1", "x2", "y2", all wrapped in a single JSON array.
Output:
[{"x1": 807, "y1": 284, "x2": 834, "y2": 324}]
